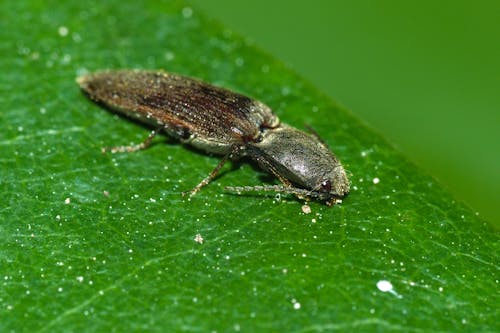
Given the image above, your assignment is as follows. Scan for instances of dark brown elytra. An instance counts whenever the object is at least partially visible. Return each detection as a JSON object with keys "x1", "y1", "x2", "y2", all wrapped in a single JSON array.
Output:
[{"x1": 77, "y1": 70, "x2": 350, "y2": 205}]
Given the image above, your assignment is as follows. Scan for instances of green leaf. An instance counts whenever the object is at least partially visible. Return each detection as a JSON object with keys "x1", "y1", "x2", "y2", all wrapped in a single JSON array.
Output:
[{"x1": 1, "y1": 1, "x2": 497, "y2": 332}]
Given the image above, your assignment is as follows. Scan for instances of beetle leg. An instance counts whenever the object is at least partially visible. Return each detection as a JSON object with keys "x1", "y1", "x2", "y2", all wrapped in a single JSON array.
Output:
[
  {"x1": 225, "y1": 185, "x2": 333, "y2": 203},
  {"x1": 102, "y1": 126, "x2": 163, "y2": 154},
  {"x1": 251, "y1": 153, "x2": 293, "y2": 188},
  {"x1": 226, "y1": 153, "x2": 316, "y2": 201},
  {"x1": 183, "y1": 145, "x2": 239, "y2": 197},
  {"x1": 226, "y1": 152, "x2": 339, "y2": 202}
]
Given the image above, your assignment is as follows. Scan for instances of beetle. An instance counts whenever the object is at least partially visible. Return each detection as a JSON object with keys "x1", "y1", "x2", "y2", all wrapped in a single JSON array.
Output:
[{"x1": 77, "y1": 70, "x2": 350, "y2": 205}]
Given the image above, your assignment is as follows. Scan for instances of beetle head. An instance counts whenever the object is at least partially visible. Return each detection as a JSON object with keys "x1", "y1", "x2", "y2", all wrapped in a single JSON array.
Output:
[{"x1": 251, "y1": 125, "x2": 350, "y2": 202}]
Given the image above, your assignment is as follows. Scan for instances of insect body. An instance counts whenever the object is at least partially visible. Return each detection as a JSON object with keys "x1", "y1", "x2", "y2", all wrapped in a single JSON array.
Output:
[{"x1": 77, "y1": 70, "x2": 349, "y2": 205}]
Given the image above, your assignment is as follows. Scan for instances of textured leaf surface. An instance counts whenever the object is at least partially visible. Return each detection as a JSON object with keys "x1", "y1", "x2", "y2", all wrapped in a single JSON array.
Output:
[{"x1": 1, "y1": 1, "x2": 498, "y2": 332}]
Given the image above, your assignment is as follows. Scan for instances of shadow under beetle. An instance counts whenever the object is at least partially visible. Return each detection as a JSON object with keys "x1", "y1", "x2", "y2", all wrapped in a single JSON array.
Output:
[{"x1": 77, "y1": 70, "x2": 350, "y2": 205}]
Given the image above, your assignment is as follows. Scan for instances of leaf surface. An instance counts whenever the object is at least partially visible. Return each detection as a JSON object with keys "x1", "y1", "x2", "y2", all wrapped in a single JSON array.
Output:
[{"x1": 0, "y1": 1, "x2": 497, "y2": 332}]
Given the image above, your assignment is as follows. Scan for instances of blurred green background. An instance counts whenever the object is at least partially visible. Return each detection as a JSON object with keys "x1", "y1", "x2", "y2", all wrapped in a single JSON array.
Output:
[{"x1": 191, "y1": 0, "x2": 500, "y2": 225}]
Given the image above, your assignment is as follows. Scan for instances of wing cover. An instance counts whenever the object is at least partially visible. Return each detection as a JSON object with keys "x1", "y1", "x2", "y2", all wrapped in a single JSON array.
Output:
[{"x1": 78, "y1": 70, "x2": 279, "y2": 144}]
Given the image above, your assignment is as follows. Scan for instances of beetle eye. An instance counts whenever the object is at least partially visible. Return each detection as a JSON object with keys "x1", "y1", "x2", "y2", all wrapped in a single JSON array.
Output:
[{"x1": 319, "y1": 180, "x2": 331, "y2": 193}]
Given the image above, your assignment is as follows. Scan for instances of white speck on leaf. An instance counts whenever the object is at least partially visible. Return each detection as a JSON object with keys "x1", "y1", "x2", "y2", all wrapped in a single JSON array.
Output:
[
  {"x1": 376, "y1": 280, "x2": 402, "y2": 298},
  {"x1": 377, "y1": 280, "x2": 393, "y2": 292},
  {"x1": 194, "y1": 234, "x2": 204, "y2": 244},
  {"x1": 291, "y1": 299, "x2": 301, "y2": 310},
  {"x1": 58, "y1": 26, "x2": 69, "y2": 37},
  {"x1": 72, "y1": 33, "x2": 82, "y2": 42},
  {"x1": 301, "y1": 204, "x2": 311, "y2": 214},
  {"x1": 165, "y1": 51, "x2": 175, "y2": 61},
  {"x1": 182, "y1": 7, "x2": 193, "y2": 18}
]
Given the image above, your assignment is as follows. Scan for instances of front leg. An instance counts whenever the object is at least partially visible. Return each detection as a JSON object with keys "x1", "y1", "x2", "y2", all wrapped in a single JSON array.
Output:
[{"x1": 183, "y1": 145, "x2": 240, "y2": 197}]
